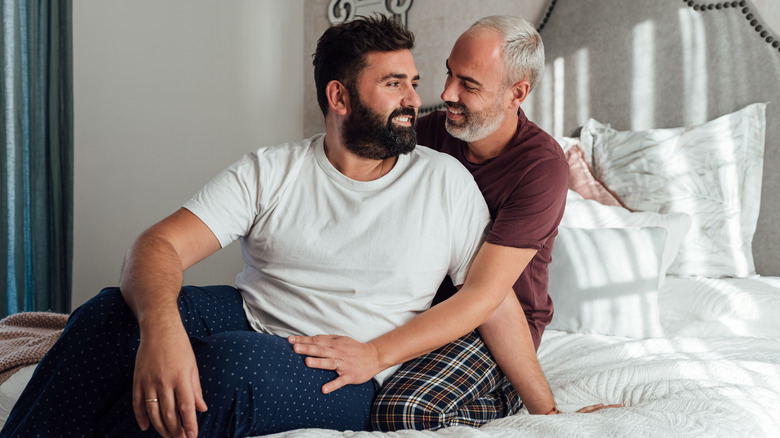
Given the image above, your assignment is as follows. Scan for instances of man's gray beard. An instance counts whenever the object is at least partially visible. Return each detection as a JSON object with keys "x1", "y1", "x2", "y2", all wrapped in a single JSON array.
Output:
[{"x1": 444, "y1": 101, "x2": 506, "y2": 143}]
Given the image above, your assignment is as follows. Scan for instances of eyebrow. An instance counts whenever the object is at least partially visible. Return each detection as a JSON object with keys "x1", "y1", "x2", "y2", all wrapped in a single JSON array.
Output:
[
  {"x1": 445, "y1": 60, "x2": 483, "y2": 88},
  {"x1": 380, "y1": 73, "x2": 421, "y2": 82}
]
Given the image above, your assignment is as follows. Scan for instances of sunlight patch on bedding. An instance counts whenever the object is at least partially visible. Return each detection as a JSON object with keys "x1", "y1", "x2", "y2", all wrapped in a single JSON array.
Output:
[
  {"x1": 565, "y1": 228, "x2": 660, "y2": 287},
  {"x1": 717, "y1": 135, "x2": 749, "y2": 275},
  {"x1": 632, "y1": 20, "x2": 655, "y2": 130}
]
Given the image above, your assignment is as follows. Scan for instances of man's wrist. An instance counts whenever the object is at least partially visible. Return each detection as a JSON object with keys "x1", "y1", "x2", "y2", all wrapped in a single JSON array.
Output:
[{"x1": 366, "y1": 341, "x2": 389, "y2": 371}]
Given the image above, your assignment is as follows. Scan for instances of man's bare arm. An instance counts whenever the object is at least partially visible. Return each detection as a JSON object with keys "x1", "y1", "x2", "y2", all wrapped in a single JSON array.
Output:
[
  {"x1": 119, "y1": 208, "x2": 221, "y2": 438},
  {"x1": 478, "y1": 249, "x2": 621, "y2": 415},
  {"x1": 478, "y1": 287, "x2": 556, "y2": 414},
  {"x1": 289, "y1": 242, "x2": 536, "y2": 393}
]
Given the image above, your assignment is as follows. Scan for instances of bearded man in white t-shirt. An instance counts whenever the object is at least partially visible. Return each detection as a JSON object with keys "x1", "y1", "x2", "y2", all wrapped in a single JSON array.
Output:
[{"x1": 0, "y1": 15, "x2": 535, "y2": 438}]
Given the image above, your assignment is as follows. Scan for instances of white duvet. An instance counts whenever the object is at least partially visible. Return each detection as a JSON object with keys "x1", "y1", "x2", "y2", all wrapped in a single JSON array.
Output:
[
  {"x1": 264, "y1": 277, "x2": 780, "y2": 438},
  {"x1": 265, "y1": 331, "x2": 780, "y2": 438},
  {"x1": 2, "y1": 277, "x2": 779, "y2": 437}
]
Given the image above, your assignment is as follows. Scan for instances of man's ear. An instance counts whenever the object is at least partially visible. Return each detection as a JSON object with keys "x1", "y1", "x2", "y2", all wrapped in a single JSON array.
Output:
[
  {"x1": 508, "y1": 80, "x2": 531, "y2": 109},
  {"x1": 326, "y1": 80, "x2": 350, "y2": 116}
]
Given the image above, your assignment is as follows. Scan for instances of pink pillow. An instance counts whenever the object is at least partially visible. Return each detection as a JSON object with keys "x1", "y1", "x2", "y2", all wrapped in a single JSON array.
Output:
[{"x1": 565, "y1": 143, "x2": 628, "y2": 209}]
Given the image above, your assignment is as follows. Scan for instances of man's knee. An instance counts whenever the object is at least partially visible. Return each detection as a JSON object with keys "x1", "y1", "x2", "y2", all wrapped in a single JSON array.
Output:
[
  {"x1": 67, "y1": 287, "x2": 133, "y2": 329},
  {"x1": 370, "y1": 389, "x2": 449, "y2": 431}
]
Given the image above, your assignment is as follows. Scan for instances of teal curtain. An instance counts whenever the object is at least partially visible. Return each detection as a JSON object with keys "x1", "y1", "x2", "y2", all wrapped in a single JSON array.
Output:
[{"x1": 1, "y1": 0, "x2": 73, "y2": 316}]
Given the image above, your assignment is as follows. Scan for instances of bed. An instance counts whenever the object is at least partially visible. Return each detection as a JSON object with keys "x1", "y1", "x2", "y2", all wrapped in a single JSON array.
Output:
[{"x1": 2, "y1": 0, "x2": 780, "y2": 437}]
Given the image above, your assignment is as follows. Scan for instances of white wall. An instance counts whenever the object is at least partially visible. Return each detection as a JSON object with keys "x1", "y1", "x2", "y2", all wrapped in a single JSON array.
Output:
[{"x1": 72, "y1": 1, "x2": 304, "y2": 308}]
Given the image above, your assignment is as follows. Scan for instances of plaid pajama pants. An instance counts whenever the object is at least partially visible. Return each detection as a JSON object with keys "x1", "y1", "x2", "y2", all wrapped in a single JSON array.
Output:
[{"x1": 370, "y1": 330, "x2": 523, "y2": 431}]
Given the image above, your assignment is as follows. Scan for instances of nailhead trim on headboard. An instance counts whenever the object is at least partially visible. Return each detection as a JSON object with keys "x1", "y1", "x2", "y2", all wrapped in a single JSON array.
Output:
[
  {"x1": 423, "y1": 0, "x2": 776, "y2": 116},
  {"x1": 539, "y1": 1, "x2": 777, "y2": 53},
  {"x1": 683, "y1": 1, "x2": 779, "y2": 52},
  {"x1": 537, "y1": 0, "x2": 559, "y2": 32}
]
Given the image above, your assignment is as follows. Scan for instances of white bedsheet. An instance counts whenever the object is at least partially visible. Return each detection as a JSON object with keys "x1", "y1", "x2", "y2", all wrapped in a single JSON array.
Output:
[
  {"x1": 265, "y1": 330, "x2": 780, "y2": 438},
  {"x1": 2, "y1": 277, "x2": 779, "y2": 437},
  {"x1": 660, "y1": 276, "x2": 780, "y2": 338},
  {"x1": 264, "y1": 276, "x2": 780, "y2": 438}
]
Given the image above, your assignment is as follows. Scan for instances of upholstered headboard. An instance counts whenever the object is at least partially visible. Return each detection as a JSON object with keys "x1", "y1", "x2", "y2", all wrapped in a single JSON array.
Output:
[{"x1": 525, "y1": 0, "x2": 780, "y2": 275}]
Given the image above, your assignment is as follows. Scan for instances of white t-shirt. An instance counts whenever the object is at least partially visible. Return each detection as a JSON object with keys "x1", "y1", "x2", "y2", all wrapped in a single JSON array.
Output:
[{"x1": 183, "y1": 134, "x2": 490, "y2": 383}]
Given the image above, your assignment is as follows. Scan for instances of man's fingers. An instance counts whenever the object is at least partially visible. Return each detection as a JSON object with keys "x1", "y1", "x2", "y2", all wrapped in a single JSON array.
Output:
[
  {"x1": 159, "y1": 388, "x2": 184, "y2": 438},
  {"x1": 192, "y1": 372, "x2": 209, "y2": 413},
  {"x1": 304, "y1": 356, "x2": 339, "y2": 371},
  {"x1": 176, "y1": 385, "x2": 199, "y2": 438},
  {"x1": 292, "y1": 341, "x2": 332, "y2": 358},
  {"x1": 288, "y1": 334, "x2": 337, "y2": 348},
  {"x1": 132, "y1": 385, "x2": 150, "y2": 431},
  {"x1": 144, "y1": 392, "x2": 173, "y2": 438},
  {"x1": 579, "y1": 403, "x2": 604, "y2": 413},
  {"x1": 321, "y1": 375, "x2": 348, "y2": 394},
  {"x1": 576, "y1": 403, "x2": 623, "y2": 413}
]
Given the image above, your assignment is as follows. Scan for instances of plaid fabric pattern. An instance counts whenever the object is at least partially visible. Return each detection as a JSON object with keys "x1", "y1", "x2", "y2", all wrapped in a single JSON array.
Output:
[{"x1": 371, "y1": 330, "x2": 523, "y2": 431}]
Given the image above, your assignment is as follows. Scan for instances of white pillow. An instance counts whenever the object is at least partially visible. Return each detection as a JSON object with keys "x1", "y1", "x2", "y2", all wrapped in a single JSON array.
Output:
[
  {"x1": 547, "y1": 225, "x2": 667, "y2": 338},
  {"x1": 562, "y1": 191, "x2": 692, "y2": 277},
  {"x1": 580, "y1": 103, "x2": 767, "y2": 277}
]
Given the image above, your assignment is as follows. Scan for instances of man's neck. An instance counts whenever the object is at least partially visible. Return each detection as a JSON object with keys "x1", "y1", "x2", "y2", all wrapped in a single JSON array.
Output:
[
  {"x1": 463, "y1": 113, "x2": 519, "y2": 163},
  {"x1": 323, "y1": 134, "x2": 396, "y2": 181}
]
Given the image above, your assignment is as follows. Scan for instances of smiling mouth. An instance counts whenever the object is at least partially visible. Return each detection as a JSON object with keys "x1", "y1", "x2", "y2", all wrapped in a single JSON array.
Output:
[
  {"x1": 446, "y1": 106, "x2": 466, "y2": 121},
  {"x1": 392, "y1": 114, "x2": 415, "y2": 126}
]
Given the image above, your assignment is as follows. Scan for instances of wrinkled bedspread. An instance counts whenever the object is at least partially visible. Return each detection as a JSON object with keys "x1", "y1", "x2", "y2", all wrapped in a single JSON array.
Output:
[
  {"x1": 265, "y1": 330, "x2": 780, "y2": 438},
  {"x1": 264, "y1": 276, "x2": 780, "y2": 438}
]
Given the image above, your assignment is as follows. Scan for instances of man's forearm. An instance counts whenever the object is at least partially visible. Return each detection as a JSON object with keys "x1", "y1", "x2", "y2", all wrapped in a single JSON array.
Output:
[
  {"x1": 478, "y1": 291, "x2": 555, "y2": 414},
  {"x1": 370, "y1": 279, "x2": 504, "y2": 369},
  {"x1": 370, "y1": 243, "x2": 538, "y2": 371},
  {"x1": 120, "y1": 229, "x2": 186, "y2": 330},
  {"x1": 119, "y1": 208, "x2": 220, "y2": 330}
]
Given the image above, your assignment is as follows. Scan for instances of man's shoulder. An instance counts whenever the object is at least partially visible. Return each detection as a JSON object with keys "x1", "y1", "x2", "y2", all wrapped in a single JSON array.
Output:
[
  {"x1": 251, "y1": 134, "x2": 320, "y2": 160},
  {"x1": 505, "y1": 121, "x2": 566, "y2": 176},
  {"x1": 222, "y1": 135, "x2": 321, "y2": 186},
  {"x1": 404, "y1": 146, "x2": 482, "y2": 199},
  {"x1": 516, "y1": 116, "x2": 563, "y2": 156},
  {"x1": 410, "y1": 144, "x2": 468, "y2": 174}
]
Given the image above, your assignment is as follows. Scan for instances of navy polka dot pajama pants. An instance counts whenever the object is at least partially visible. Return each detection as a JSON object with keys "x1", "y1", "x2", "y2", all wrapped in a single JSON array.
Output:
[{"x1": 0, "y1": 286, "x2": 378, "y2": 437}]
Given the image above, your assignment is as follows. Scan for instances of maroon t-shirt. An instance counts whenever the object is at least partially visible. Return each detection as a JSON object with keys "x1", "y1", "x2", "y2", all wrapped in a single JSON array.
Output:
[{"x1": 417, "y1": 110, "x2": 569, "y2": 350}]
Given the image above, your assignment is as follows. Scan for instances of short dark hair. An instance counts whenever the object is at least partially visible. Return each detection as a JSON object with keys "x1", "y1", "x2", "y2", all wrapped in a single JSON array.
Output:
[{"x1": 313, "y1": 15, "x2": 415, "y2": 117}]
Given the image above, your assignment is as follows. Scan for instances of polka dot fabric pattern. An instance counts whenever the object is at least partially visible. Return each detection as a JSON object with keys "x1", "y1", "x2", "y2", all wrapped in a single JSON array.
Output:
[{"x1": 0, "y1": 286, "x2": 378, "y2": 437}]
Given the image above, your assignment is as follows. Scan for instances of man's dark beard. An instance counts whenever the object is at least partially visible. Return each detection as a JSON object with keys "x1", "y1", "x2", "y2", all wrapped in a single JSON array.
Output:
[{"x1": 341, "y1": 95, "x2": 417, "y2": 160}]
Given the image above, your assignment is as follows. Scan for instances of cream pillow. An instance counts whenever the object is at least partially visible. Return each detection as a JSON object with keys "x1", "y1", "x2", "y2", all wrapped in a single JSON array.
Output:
[
  {"x1": 548, "y1": 225, "x2": 667, "y2": 338},
  {"x1": 562, "y1": 191, "x2": 691, "y2": 277},
  {"x1": 581, "y1": 103, "x2": 766, "y2": 277},
  {"x1": 547, "y1": 192, "x2": 691, "y2": 338}
]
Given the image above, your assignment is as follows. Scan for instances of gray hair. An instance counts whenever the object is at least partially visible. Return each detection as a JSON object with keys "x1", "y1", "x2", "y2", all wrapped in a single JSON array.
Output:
[{"x1": 470, "y1": 15, "x2": 545, "y2": 91}]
